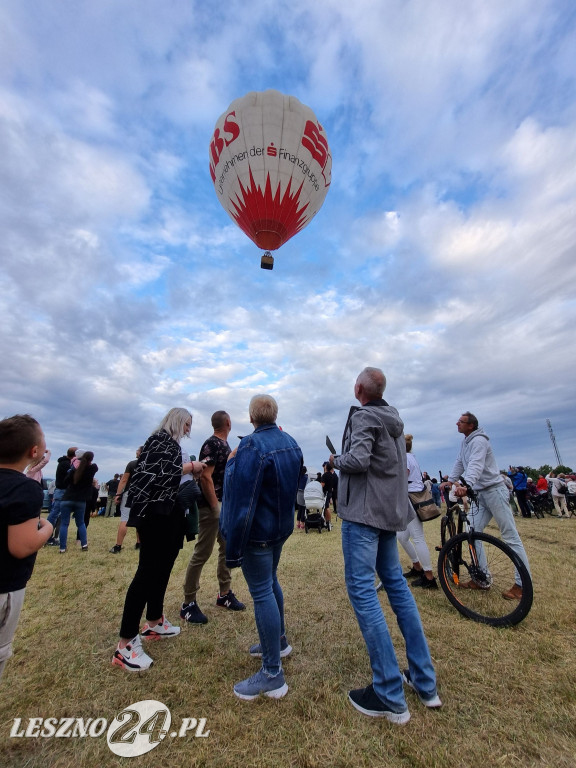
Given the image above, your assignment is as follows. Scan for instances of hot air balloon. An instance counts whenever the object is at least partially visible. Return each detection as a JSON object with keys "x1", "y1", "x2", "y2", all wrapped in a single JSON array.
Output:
[{"x1": 209, "y1": 90, "x2": 332, "y2": 269}]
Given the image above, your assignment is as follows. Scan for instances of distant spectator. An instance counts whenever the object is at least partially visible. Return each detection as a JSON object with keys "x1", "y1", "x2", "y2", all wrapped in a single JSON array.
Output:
[
  {"x1": 430, "y1": 479, "x2": 441, "y2": 508},
  {"x1": 500, "y1": 471, "x2": 518, "y2": 515},
  {"x1": 109, "y1": 448, "x2": 143, "y2": 554},
  {"x1": 526, "y1": 478, "x2": 540, "y2": 500},
  {"x1": 59, "y1": 451, "x2": 98, "y2": 553},
  {"x1": 536, "y1": 475, "x2": 549, "y2": 495},
  {"x1": 45, "y1": 446, "x2": 77, "y2": 547},
  {"x1": 98, "y1": 481, "x2": 108, "y2": 513},
  {"x1": 546, "y1": 472, "x2": 569, "y2": 519},
  {"x1": 507, "y1": 467, "x2": 531, "y2": 518},
  {"x1": 25, "y1": 449, "x2": 51, "y2": 485},
  {"x1": 47, "y1": 479, "x2": 55, "y2": 508},
  {"x1": 397, "y1": 435, "x2": 438, "y2": 590},
  {"x1": 86, "y1": 479, "x2": 100, "y2": 520},
  {"x1": 321, "y1": 464, "x2": 337, "y2": 528},
  {"x1": 105, "y1": 475, "x2": 121, "y2": 517},
  {"x1": 296, "y1": 465, "x2": 308, "y2": 529}
]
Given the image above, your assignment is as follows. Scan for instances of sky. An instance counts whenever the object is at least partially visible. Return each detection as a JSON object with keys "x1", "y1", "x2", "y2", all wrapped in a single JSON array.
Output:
[{"x1": 1, "y1": 0, "x2": 575, "y2": 481}]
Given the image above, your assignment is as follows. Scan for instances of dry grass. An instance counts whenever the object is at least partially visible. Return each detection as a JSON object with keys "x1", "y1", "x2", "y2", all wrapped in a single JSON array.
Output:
[{"x1": 0, "y1": 511, "x2": 575, "y2": 768}]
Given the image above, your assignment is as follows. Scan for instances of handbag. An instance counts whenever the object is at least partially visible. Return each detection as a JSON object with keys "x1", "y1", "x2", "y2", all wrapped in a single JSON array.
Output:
[
  {"x1": 409, "y1": 488, "x2": 441, "y2": 522},
  {"x1": 176, "y1": 479, "x2": 202, "y2": 541}
]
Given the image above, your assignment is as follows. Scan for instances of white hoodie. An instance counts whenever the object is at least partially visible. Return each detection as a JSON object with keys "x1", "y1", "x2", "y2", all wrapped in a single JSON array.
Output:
[{"x1": 449, "y1": 428, "x2": 504, "y2": 491}]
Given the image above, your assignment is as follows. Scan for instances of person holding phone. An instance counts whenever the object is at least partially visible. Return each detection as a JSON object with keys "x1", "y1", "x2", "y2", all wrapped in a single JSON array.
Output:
[{"x1": 181, "y1": 411, "x2": 246, "y2": 624}]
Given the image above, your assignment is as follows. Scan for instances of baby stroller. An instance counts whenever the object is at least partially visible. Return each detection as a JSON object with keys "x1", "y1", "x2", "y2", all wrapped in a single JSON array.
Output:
[{"x1": 303, "y1": 479, "x2": 329, "y2": 533}]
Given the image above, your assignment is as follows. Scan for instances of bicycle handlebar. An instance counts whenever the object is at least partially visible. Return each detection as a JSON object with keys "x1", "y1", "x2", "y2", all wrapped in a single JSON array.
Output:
[{"x1": 458, "y1": 476, "x2": 477, "y2": 503}]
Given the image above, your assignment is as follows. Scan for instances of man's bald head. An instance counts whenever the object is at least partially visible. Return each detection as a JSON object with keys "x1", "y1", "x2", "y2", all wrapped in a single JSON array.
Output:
[{"x1": 355, "y1": 367, "x2": 386, "y2": 404}]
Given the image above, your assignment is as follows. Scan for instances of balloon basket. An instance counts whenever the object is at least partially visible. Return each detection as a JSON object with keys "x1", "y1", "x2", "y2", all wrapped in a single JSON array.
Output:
[{"x1": 261, "y1": 252, "x2": 274, "y2": 270}]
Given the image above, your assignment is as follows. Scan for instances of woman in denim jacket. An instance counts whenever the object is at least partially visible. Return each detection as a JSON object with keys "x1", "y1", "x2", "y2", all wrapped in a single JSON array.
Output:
[{"x1": 221, "y1": 395, "x2": 302, "y2": 701}]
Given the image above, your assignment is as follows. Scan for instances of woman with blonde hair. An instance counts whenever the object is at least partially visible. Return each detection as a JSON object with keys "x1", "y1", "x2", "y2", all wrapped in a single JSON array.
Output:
[
  {"x1": 397, "y1": 435, "x2": 438, "y2": 589},
  {"x1": 112, "y1": 408, "x2": 205, "y2": 672}
]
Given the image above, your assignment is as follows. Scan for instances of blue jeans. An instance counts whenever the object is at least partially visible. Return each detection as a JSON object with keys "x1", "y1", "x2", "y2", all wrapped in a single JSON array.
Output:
[
  {"x1": 47, "y1": 488, "x2": 65, "y2": 528},
  {"x1": 241, "y1": 540, "x2": 287, "y2": 677},
  {"x1": 470, "y1": 484, "x2": 531, "y2": 585},
  {"x1": 59, "y1": 500, "x2": 88, "y2": 550},
  {"x1": 341, "y1": 520, "x2": 437, "y2": 712}
]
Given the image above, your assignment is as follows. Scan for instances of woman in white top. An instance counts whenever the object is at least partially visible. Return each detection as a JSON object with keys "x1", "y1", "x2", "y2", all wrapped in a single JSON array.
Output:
[{"x1": 397, "y1": 435, "x2": 438, "y2": 589}]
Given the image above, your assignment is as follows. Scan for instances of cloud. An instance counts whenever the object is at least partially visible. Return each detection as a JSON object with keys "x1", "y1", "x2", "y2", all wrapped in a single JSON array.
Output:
[{"x1": 0, "y1": 0, "x2": 575, "y2": 480}]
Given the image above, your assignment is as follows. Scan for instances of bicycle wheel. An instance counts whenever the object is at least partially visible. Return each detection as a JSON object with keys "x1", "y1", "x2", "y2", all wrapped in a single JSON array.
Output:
[
  {"x1": 531, "y1": 501, "x2": 544, "y2": 519},
  {"x1": 438, "y1": 532, "x2": 533, "y2": 627}
]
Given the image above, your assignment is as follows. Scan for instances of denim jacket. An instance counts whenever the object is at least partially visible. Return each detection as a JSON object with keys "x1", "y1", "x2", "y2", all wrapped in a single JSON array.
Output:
[{"x1": 220, "y1": 423, "x2": 303, "y2": 568}]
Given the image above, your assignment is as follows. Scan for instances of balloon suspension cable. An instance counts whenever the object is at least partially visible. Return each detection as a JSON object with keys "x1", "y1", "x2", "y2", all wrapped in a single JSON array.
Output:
[{"x1": 260, "y1": 251, "x2": 274, "y2": 270}]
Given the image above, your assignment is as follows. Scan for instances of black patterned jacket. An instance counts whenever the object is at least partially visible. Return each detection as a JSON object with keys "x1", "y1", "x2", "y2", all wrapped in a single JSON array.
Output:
[{"x1": 127, "y1": 429, "x2": 182, "y2": 520}]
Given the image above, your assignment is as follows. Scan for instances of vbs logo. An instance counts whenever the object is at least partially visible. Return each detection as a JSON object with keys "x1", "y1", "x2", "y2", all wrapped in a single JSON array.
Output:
[{"x1": 107, "y1": 700, "x2": 209, "y2": 757}]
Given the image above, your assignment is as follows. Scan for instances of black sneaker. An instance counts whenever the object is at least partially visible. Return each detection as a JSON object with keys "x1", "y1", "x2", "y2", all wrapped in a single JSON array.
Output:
[
  {"x1": 348, "y1": 684, "x2": 410, "y2": 724},
  {"x1": 216, "y1": 591, "x2": 246, "y2": 611},
  {"x1": 403, "y1": 566, "x2": 423, "y2": 578},
  {"x1": 109, "y1": 545, "x2": 122, "y2": 554},
  {"x1": 180, "y1": 601, "x2": 208, "y2": 624},
  {"x1": 134, "y1": 543, "x2": 140, "y2": 550},
  {"x1": 45, "y1": 537, "x2": 59, "y2": 547},
  {"x1": 411, "y1": 574, "x2": 438, "y2": 589}
]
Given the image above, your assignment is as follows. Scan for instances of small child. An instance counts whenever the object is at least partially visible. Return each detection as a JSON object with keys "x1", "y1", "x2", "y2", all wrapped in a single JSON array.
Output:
[
  {"x1": 70, "y1": 448, "x2": 85, "y2": 470},
  {"x1": 0, "y1": 414, "x2": 54, "y2": 681}
]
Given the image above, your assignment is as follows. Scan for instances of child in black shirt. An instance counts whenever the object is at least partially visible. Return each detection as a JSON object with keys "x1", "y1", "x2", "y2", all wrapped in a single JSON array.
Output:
[{"x1": 0, "y1": 415, "x2": 53, "y2": 681}]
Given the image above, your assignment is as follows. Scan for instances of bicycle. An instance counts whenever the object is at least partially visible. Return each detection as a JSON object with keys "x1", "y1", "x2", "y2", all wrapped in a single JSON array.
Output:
[
  {"x1": 540, "y1": 492, "x2": 562, "y2": 517},
  {"x1": 437, "y1": 483, "x2": 533, "y2": 627},
  {"x1": 528, "y1": 493, "x2": 551, "y2": 518}
]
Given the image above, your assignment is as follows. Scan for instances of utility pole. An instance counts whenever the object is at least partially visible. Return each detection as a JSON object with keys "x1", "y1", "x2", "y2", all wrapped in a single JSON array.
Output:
[{"x1": 546, "y1": 419, "x2": 563, "y2": 467}]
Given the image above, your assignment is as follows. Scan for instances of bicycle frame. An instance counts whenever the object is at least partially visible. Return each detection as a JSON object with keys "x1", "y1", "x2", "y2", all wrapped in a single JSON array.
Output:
[{"x1": 443, "y1": 492, "x2": 493, "y2": 588}]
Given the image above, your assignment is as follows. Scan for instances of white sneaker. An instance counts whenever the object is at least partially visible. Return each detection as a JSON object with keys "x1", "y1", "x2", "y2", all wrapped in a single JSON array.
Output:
[
  {"x1": 141, "y1": 615, "x2": 181, "y2": 640},
  {"x1": 112, "y1": 636, "x2": 153, "y2": 671},
  {"x1": 402, "y1": 670, "x2": 442, "y2": 708}
]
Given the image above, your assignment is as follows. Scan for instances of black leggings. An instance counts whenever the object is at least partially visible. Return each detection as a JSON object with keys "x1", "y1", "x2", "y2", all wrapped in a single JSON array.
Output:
[{"x1": 119, "y1": 514, "x2": 183, "y2": 639}]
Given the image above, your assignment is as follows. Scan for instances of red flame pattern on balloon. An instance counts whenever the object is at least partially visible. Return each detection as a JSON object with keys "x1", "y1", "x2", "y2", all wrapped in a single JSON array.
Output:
[{"x1": 230, "y1": 169, "x2": 310, "y2": 251}]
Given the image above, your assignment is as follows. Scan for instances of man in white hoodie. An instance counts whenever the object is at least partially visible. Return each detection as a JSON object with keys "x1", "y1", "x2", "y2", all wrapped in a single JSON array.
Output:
[{"x1": 449, "y1": 412, "x2": 531, "y2": 600}]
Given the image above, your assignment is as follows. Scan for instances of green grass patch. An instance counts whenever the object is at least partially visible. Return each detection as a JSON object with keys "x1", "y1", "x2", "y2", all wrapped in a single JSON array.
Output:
[{"x1": 0, "y1": 512, "x2": 575, "y2": 767}]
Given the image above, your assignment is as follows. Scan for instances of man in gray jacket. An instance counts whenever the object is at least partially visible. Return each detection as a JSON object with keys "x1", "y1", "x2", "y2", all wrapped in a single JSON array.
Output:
[
  {"x1": 330, "y1": 367, "x2": 440, "y2": 725},
  {"x1": 449, "y1": 412, "x2": 531, "y2": 600}
]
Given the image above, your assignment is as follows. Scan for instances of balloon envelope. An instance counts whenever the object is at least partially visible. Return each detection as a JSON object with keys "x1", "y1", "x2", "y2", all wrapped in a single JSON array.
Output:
[{"x1": 209, "y1": 90, "x2": 332, "y2": 251}]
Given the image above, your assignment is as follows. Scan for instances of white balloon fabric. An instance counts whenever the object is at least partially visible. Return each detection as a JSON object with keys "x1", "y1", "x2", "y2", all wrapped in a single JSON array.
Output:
[{"x1": 209, "y1": 90, "x2": 332, "y2": 252}]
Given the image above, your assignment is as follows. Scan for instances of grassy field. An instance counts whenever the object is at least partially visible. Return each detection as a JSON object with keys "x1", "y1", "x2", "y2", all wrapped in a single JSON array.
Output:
[{"x1": 0, "y1": 510, "x2": 575, "y2": 768}]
